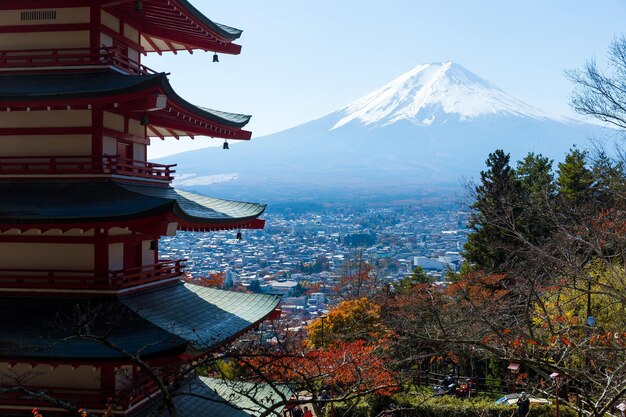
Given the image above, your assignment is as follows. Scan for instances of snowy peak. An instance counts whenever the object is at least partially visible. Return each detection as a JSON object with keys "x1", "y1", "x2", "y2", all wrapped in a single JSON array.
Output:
[{"x1": 332, "y1": 61, "x2": 556, "y2": 129}]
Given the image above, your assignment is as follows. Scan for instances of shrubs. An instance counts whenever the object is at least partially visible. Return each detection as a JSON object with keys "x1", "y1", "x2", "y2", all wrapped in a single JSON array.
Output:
[{"x1": 332, "y1": 394, "x2": 577, "y2": 417}]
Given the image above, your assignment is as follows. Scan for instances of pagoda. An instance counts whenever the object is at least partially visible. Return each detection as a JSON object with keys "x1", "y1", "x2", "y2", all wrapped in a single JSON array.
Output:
[{"x1": 0, "y1": 1, "x2": 282, "y2": 416}]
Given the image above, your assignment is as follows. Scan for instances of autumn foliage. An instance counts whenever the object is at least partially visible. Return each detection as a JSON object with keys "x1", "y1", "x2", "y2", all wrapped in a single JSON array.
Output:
[{"x1": 306, "y1": 297, "x2": 387, "y2": 347}]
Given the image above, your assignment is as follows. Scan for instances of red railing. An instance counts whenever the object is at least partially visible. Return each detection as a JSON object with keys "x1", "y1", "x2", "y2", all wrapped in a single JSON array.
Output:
[
  {"x1": 107, "y1": 156, "x2": 176, "y2": 181},
  {"x1": 0, "y1": 260, "x2": 185, "y2": 291},
  {"x1": 0, "y1": 46, "x2": 156, "y2": 74},
  {"x1": 0, "y1": 382, "x2": 159, "y2": 411},
  {"x1": 0, "y1": 155, "x2": 176, "y2": 181},
  {"x1": 110, "y1": 260, "x2": 185, "y2": 289},
  {"x1": 0, "y1": 387, "x2": 109, "y2": 410}
]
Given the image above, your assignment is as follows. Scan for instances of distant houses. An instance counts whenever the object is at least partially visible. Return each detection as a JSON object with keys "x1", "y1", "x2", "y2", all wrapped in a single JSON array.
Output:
[{"x1": 414, "y1": 251, "x2": 463, "y2": 273}]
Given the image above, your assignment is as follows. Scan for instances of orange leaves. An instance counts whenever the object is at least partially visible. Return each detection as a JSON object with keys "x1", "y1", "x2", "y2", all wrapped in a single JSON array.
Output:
[
  {"x1": 307, "y1": 297, "x2": 387, "y2": 347},
  {"x1": 183, "y1": 271, "x2": 224, "y2": 288},
  {"x1": 309, "y1": 340, "x2": 397, "y2": 395},
  {"x1": 590, "y1": 331, "x2": 626, "y2": 347},
  {"x1": 561, "y1": 336, "x2": 576, "y2": 347},
  {"x1": 245, "y1": 340, "x2": 396, "y2": 397}
]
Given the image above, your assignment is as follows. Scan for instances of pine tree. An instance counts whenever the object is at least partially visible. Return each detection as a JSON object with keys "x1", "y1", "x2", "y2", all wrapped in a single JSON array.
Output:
[
  {"x1": 516, "y1": 152, "x2": 556, "y2": 244},
  {"x1": 557, "y1": 148, "x2": 594, "y2": 205},
  {"x1": 464, "y1": 150, "x2": 522, "y2": 270}
]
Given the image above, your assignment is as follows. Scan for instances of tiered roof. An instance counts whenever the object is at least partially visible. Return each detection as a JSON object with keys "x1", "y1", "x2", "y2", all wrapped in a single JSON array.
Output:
[
  {"x1": 0, "y1": 181, "x2": 265, "y2": 231},
  {"x1": 101, "y1": 0, "x2": 245, "y2": 54},
  {"x1": 0, "y1": 1, "x2": 280, "y2": 415},
  {"x1": 0, "y1": 283, "x2": 280, "y2": 359},
  {"x1": 0, "y1": 70, "x2": 252, "y2": 140}
]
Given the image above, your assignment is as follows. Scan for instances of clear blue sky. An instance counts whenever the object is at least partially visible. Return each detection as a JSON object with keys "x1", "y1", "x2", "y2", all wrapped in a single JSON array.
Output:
[{"x1": 146, "y1": 0, "x2": 626, "y2": 158}]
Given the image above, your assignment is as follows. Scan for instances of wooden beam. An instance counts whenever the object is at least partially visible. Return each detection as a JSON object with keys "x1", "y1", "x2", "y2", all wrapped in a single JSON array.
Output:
[
  {"x1": 0, "y1": 23, "x2": 91, "y2": 33},
  {"x1": 0, "y1": 127, "x2": 93, "y2": 135}
]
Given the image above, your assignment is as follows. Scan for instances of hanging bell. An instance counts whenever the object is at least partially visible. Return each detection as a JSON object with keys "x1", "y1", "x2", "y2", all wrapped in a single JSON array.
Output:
[
  {"x1": 213, "y1": 53, "x2": 219, "y2": 63},
  {"x1": 236, "y1": 231, "x2": 242, "y2": 240},
  {"x1": 223, "y1": 140, "x2": 229, "y2": 150},
  {"x1": 134, "y1": 0, "x2": 143, "y2": 11},
  {"x1": 140, "y1": 113, "x2": 149, "y2": 126}
]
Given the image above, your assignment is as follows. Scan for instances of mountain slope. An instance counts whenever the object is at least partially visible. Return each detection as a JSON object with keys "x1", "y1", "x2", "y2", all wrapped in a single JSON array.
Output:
[
  {"x1": 332, "y1": 61, "x2": 555, "y2": 129},
  {"x1": 157, "y1": 62, "x2": 606, "y2": 202}
]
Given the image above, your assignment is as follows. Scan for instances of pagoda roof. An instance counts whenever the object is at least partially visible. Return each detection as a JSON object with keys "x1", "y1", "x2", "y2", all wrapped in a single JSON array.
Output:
[
  {"x1": 123, "y1": 283, "x2": 280, "y2": 352},
  {"x1": 130, "y1": 377, "x2": 291, "y2": 417},
  {"x1": 0, "y1": 70, "x2": 252, "y2": 139},
  {"x1": 0, "y1": 181, "x2": 266, "y2": 231},
  {"x1": 0, "y1": 283, "x2": 280, "y2": 360},
  {"x1": 101, "y1": 0, "x2": 244, "y2": 54}
]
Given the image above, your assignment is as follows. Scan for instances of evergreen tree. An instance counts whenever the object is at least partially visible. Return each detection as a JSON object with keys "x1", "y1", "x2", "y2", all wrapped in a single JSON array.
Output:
[
  {"x1": 591, "y1": 150, "x2": 625, "y2": 208},
  {"x1": 397, "y1": 266, "x2": 431, "y2": 292},
  {"x1": 464, "y1": 150, "x2": 522, "y2": 270},
  {"x1": 557, "y1": 148, "x2": 594, "y2": 205},
  {"x1": 516, "y1": 153, "x2": 556, "y2": 244}
]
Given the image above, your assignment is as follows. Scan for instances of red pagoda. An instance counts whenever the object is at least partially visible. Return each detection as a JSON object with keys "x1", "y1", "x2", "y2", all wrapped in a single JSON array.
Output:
[{"x1": 0, "y1": 1, "x2": 282, "y2": 416}]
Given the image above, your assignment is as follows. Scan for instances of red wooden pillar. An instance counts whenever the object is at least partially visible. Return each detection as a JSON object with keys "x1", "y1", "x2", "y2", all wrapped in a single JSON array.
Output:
[
  {"x1": 123, "y1": 235, "x2": 142, "y2": 270},
  {"x1": 94, "y1": 228, "x2": 108, "y2": 283},
  {"x1": 101, "y1": 364, "x2": 116, "y2": 397},
  {"x1": 92, "y1": 109, "x2": 104, "y2": 162},
  {"x1": 89, "y1": 5, "x2": 101, "y2": 52}
]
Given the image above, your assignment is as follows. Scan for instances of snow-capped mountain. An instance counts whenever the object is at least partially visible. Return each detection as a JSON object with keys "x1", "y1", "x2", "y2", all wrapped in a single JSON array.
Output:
[
  {"x1": 157, "y1": 62, "x2": 606, "y2": 202},
  {"x1": 332, "y1": 61, "x2": 557, "y2": 129}
]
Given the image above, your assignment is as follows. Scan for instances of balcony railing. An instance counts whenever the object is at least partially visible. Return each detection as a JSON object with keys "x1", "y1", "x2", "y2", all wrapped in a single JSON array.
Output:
[
  {"x1": 0, "y1": 381, "x2": 159, "y2": 411},
  {"x1": 0, "y1": 386, "x2": 109, "y2": 410},
  {"x1": 0, "y1": 46, "x2": 156, "y2": 74},
  {"x1": 0, "y1": 155, "x2": 176, "y2": 181},
  {"x1": 0, "y1": 260, "x2": 185, "y2": 291},
  {"x1": 110, "y1": 259, "x2": 185, "y2": 289},
  {"x1": 107, "y1": 156, "x2": 176, "y2": 181}
]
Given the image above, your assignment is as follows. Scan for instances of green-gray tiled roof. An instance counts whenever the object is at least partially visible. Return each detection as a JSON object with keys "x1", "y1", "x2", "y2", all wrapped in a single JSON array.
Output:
[
  {"x1": 179, "y1": 0, "x2": 243, "y2": 40},
  {"x1": 0, "y1": 295, "x2": 185, "y2": 359},
  {"x1": 0, "y1": 283, "x2": 280, "y2": 360},
  {"x1": 122, "y1": 283, "x2": 281, "y2": 351},
  {"x1": 0, "y1": 70, "x2": 251, "y2": 128},
  {"x1": 0, "y1": 181, "x2": 265, "y2": 226},
  {"x1": 130, "y1": 377, "x2": 291, "y2": 417}
]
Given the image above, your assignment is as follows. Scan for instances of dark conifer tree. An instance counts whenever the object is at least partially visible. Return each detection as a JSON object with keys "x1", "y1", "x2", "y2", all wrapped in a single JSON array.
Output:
[
  {"x1": 464, "y1": 149, "x2": 522, "y2": 270},
  {"x1": 515, "y1": 152, "x2": 556, "y2": 245},
  {"x1": 557, "y1": 148, "x2": 594, "y2": 206}
]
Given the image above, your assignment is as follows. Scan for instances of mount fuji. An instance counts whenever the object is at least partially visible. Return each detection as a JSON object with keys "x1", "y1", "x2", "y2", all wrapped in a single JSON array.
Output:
[{"x1": 158, "y1": 61, "x2": 606, "y2": 202}]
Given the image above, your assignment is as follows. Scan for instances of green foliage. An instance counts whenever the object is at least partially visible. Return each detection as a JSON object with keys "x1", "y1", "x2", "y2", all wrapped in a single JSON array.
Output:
[
  {"x1": 213, "y1": 359, "x2": 243, "y2": 380},
  {"x1": 485, "y1": 358, "x2": 503, "y2": 393},
  {"x1": 397, "y1": 267, "x2": 431, "y2": 291},
  {"x1": 464, "y1": 149, "x2": 523, "y2": 269},
  {"x1": 333, "y1": 393, "x2": 577, "y2": 417},
  {"x1": 516, "y1": 153, "x2": 556, "y2": 244},
  {"x1": 590, "y1": 150, "x2": 625, "y2": 208},
  {"x1": 369, "y1": 394, "x2": 394, "y2": 417},
  {"x1": 557, "y1": 148, "x2": 593, "y2": 205}
]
